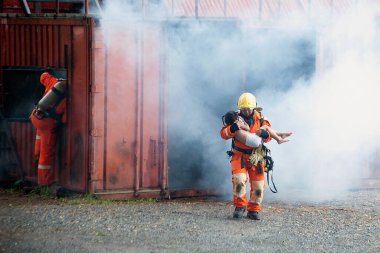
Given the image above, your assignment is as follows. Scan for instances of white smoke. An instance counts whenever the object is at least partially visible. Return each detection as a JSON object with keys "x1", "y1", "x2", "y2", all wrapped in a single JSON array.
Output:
[
  {"x1": 99, "y1": 1, "x2": 380, "y2": 201},
  {"x1": 261, "y1": 2, "x2": 380, "y2": 201}
]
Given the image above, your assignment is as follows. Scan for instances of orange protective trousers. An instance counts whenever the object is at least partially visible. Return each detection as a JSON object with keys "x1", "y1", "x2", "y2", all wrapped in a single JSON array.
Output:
[
  {"x1": 31, "y1": 113, "x2": 57, "y2": 186},
  {"x1": 230, "y1": 153, "x2": 265, "y2": 212},
  {"x1": 220, "y1": 110, "x2": 271, "y2": 213}
]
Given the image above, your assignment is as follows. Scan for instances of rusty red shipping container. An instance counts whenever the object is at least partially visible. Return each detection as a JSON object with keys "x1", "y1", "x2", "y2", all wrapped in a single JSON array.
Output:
[
  {"x1": 0, "y1": 17, "x2": 92, "y2": 192},
  {"x1": 0, "y1": 15, "x2": 169, "y2": 198}
]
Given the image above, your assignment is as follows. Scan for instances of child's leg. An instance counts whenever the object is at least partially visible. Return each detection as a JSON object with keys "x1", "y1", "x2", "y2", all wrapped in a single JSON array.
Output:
[
  {"x1": 277, "y1": 131, "x2": 292, "y2": 138},
  {"x1": 260, "y1": 125, "x2": 289, "y2": 144},
  {"x1": 235, "y1": 130, "x2": 261, "y2": 148}
]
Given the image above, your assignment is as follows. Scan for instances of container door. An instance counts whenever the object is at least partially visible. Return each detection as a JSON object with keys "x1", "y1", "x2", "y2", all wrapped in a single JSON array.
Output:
[{"x1": 91, "y1": 22, "x2": 166, "y2": 198}]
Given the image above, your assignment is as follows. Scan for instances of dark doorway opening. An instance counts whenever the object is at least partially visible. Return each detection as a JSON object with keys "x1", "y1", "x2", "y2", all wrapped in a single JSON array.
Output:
[
  {"x1": 165, "y1": 19, "x2": 243, "y2": 191},
  {"x1": 1, "y1": 66, "x2": 67, "y2": 121}
]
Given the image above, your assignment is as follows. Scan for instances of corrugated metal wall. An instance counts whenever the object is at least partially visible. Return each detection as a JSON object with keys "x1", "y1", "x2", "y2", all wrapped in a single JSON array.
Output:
[
  {"x1": 8, "y1": 122, "x2": 36, "y2": 181},
  {"x1": 2, "y1": 0, "x2": 81, "y2": 14},
  {"x1": 0, "y1": 18, "x2": 92, "y2": 191},
  {"x1": 160, "y1": 0, "x2": 361, "y2": 18},
  {"x1": 0, "y1": 0, "x2": 374, "y2": 19},
  {"x1": 90, "y1": 23, "x2": 167, "y2": 198}
]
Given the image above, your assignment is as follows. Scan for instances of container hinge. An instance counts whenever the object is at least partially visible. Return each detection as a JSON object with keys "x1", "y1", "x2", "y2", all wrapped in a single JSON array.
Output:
[
  {"x1": 90, "y1": 128, "x2": 103, "y2": 137},
  {"x1": 92, "y1": 39, "x2": 103, "y2": 49},
  {"x1": 90, "y1": 84, "x2": 104, "y2": 93}
]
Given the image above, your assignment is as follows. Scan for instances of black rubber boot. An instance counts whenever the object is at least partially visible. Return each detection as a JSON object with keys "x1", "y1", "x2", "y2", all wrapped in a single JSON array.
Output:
[
  {"x1": 247, "y1": 211, "x2": 260, "y2": 220},
  {"x1": 48, "y1": 183, "x2": 62, "y2": 197},
  {"x1": 233, "y1": 206, "x2": 246, "y2": 219}
]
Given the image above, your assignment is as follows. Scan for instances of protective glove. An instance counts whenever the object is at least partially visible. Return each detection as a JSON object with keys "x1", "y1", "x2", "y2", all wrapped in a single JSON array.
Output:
[
  {"x1": 257, "y1": 129, "x2": 269, "y2": 139},
  {"x1": 230, "y1": 122, "x2": 239, "y2": 133}
]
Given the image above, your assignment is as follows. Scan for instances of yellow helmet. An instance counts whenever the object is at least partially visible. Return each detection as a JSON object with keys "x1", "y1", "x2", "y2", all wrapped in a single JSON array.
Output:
[{"x1": 237, "y1": 92, "x2": 258, "y2": 109}]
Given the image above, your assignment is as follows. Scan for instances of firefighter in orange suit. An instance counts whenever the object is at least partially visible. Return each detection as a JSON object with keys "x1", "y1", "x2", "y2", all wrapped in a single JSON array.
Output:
[
  {"x1": 30, "y1": 70, "x2": 66, "y2": 186},
  {"x1": 220, "y1": 92, "x2": 272, "y2": 220}
]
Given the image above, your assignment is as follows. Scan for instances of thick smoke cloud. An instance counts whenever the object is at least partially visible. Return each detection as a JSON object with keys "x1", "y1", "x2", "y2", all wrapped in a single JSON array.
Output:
[
  {"x1": 100, "y1": 1, "x2": 380, "y2": 201},
  {"x1": 260, "y1": 3, "x2": 380, "y2": 201}
]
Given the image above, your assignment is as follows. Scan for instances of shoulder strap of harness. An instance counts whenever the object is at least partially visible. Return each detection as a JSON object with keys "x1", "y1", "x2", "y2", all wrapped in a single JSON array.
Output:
[{"x1": 259, "y1": 111, "x2": 264, "y2": 127}]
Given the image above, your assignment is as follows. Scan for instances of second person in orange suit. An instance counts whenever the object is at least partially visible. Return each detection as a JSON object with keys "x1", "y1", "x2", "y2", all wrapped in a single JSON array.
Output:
[
  {"x1": 220, "y1": 92, "x2": 272, "y2": 220},
  {"x1": 30, "y1": 70, "x2": 66, "y2": 187}
]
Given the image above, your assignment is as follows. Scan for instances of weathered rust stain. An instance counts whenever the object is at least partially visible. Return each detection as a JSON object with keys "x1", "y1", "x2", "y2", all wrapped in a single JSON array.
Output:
[
  {"x1": 70, "y1": 133, "x2": 83, "y2": 183},
  {"x1": 236, "y1": 183, "x2": 244, "y2": 195},
  {"x1": 255, "y1": 189, "x2": 262, "y2": 197},
  {"x1": 116, "y1": 141, "x2": 130, "y2": 156},
  {"x1": 110, "y1": 174, "x2": 118, "y2": 184}
]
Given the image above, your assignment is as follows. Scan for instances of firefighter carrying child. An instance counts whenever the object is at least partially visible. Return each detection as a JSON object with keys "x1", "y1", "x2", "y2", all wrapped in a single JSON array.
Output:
[{"x1": 220, "y1": 92, "x2": 292, "y2": 220}]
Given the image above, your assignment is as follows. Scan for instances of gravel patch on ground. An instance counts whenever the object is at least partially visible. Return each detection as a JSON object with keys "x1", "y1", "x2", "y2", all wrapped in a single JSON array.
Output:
[{"x1": 0, "y1": 189, "x2": 379, "y2": 253}]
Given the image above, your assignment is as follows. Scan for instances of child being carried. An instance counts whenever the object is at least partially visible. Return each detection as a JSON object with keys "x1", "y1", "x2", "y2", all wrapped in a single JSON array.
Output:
[{"x1": 223, "y1": 111, "x2": 292, "y2": 147}]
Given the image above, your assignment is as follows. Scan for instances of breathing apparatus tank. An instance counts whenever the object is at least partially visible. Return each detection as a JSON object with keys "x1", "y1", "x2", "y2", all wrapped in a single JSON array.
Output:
[{"x1": 35, "y1": 80, "x2": 67, "y2": 119}]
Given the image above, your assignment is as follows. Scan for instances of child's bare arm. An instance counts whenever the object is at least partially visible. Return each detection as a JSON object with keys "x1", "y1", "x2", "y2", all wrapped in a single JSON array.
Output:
[{"x1": 235, "y1": 116, "x2": 250, "y2": 131}]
